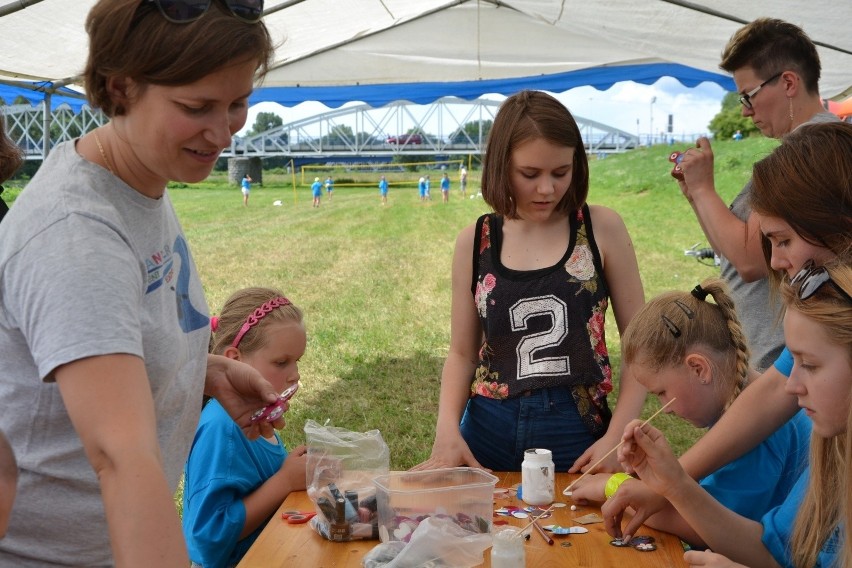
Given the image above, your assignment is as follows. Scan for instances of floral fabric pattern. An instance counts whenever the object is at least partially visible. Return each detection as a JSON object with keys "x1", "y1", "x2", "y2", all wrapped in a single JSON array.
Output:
[
  {"x1": 469, "y1": 208, "x2": 612, "y2": 436},
  {"x1": 475, "y1": 273, "x2": 496, "y2": 318}
]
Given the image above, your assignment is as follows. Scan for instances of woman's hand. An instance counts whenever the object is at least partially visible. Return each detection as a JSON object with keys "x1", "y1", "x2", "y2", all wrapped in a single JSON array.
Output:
[
  {"x1": 569, "y1": 431, "x2": 623, "y2": 473},
  {"x1": 205, "y1": 354, "x2": 283, "y2": 439},
  {"x1": 409, "y1": 431, "x2": 487, "y2": 472},
  {"x1": 601, "y1": 477, "x2": 668, "y2": 542}
]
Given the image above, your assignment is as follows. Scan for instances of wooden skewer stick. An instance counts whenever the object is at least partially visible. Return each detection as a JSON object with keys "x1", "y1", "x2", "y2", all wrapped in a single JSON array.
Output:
[
  {"x1": 562, "y1": 397, "x2": 677, "y2": 496},
  {"x1": 531, "y1": 518, "x2": 554, "y2": 545},
  {"x1": 513, "y1": 504, "x2": 556, "y2": 540}
]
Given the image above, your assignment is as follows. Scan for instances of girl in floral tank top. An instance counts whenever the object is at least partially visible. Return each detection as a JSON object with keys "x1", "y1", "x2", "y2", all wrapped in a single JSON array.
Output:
[{"x1": 413, "y1": 91, "x2": 645, "y2": 472}]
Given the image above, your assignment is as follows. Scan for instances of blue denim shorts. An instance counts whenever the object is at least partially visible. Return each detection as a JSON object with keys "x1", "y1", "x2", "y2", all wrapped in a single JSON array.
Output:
[{"x1": 460, "y1": 387, "x2": 601, "y2": 471}]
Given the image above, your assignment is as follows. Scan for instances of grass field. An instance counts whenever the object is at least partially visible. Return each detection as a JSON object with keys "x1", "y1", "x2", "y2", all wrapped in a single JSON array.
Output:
[{"x1": 4, "y1": 136, "x2": 780, "y2": 470}]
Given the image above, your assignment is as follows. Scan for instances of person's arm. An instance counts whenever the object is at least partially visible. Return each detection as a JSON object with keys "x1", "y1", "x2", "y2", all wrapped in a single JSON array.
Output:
[
  {"x1": 411, "y1": 224, "x2": 486, "y2": 471},
  {"x1": 616, "y1": 423, "x2": 781, "y2": 568},
  {"x1": 683, "y1": 550, "x2": 752, "y2": 568},
  {"x1": 240, "y1": 445, "x2": 308, "y2": 538},
  {"x1": 56, "y1": 354, "x2": 189, "y2": 568},
  {"x1": 677, "y1": 137, "x2": 767, "y2": 281},
  {"x1": 570, "y1": 206, "x2": 645, "y2": 473}
]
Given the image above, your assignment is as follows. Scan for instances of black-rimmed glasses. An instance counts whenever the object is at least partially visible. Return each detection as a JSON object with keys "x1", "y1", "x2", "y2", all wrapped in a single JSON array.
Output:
[
  {"x1": 145, "y1": 0, "x2": 263, "y2": 23},
  {"x1": 790, "y1": 260, "x2": 852, "y2": 303},
  {"x1": 739, "y1": 72, "x2": 783, "y2": 110}
]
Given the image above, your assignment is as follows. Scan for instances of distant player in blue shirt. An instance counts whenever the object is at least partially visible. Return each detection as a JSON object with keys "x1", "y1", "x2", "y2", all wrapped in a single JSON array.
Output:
[
  {"x1": 311, "y1": 177, "x2": 322, "y2": 208},
  {"x1": 440, "y1": 172, "x2": 450, "y2": 203},
  {"x1": 240, "y1": 173, "x2": 252, "y2": 207},
  {"x1": 378, "y1": 175, "x2": 389, "y2": 205},
  {"x1": 324, "y1": 176, "x2": 334, "y2": 201}
]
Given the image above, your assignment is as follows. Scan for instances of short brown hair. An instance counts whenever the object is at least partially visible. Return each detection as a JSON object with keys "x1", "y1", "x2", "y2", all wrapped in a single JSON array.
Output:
[
  {"x1": 0, "y1": 114, "x2": 23, "y2": 182},
  {"x1": 481, "y1": 90, "x2": 589, "y2": 218},
  {"x1": 84, "y1": 0, "x2": 275, "y2": 116},
  {"x1": 720, "y1": 18, "x2": 821, "y2": 95}
]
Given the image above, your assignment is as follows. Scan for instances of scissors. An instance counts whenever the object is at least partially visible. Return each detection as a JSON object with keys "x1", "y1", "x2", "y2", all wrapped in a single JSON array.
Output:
[{"x1": 281, "y1": 510, "x2": 316, "y2": 524}]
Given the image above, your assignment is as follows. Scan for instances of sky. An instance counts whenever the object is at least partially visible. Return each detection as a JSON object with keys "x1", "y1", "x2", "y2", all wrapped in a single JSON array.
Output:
[{"x1": 239, "y1": 77, "x2": 729, "y2": 140}]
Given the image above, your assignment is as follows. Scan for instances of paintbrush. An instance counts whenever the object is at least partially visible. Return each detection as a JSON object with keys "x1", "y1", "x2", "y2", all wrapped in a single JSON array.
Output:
[
  {"x1": 562, "y1": 397, "x2": 676, "y2": 496},
  {"x1": 513, "y1": 504, "x2": 556, "y2": 540}
]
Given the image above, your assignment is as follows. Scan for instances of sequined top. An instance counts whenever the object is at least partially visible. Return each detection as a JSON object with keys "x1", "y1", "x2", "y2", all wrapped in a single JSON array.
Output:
[{"x1": 470, "y1": 206, "x2": 613, "y2": 435}]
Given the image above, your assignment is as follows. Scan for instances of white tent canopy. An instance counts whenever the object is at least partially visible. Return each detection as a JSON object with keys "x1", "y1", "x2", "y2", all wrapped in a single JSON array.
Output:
[{"x1": 1, "y1": 0, "x2": 850, "y2": 109}]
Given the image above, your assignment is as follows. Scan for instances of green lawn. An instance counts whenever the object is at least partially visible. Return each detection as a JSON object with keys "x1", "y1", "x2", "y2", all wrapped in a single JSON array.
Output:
[{"x1": 3, "y1": 136, "x2": 779, "y2": 470}]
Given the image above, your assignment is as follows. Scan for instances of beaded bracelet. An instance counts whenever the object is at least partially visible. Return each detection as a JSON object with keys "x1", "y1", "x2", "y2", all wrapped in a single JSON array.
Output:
[{"x1": 604, "y1": 472, "x2": 633, "y2": 499}]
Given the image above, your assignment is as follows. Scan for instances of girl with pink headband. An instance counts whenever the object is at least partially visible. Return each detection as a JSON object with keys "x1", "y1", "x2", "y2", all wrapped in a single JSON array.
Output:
[{"x1": 183, "y1": 287, "x2": 309, "y2": 568}]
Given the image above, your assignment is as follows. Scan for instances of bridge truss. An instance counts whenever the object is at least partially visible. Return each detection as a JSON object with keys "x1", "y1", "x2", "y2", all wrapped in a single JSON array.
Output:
[{"x1": 2, "y1": 96, "x2": 639, "y2": 161}]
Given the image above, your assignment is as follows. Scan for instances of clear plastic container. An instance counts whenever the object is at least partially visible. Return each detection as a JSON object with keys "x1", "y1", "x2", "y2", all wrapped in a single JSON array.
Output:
[{"x1": 372, "y1": 467, "x2": 498, "y2": 542}]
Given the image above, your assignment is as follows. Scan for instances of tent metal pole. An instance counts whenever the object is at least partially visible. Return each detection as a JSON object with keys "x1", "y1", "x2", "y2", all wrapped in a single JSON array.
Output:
[
  {"x1": 0, "y1": 0, "x2": 47, "y2": 18},
  {"x1": 42, "y1": 92, "x2": 51, "y2": 159}
]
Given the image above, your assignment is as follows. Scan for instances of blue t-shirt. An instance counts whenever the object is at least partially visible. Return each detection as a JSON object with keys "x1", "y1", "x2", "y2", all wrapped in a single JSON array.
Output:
[
  {"x1": 699, "y1": 409, "x2": 810, "y2": 523},
  {"x1": 311, "y1": 181, "x2": 322, "y2": 197},
  {"x1": 441, "y1": 177, "x2": 450, "y2": 191},
  {"x1": 761, "y1": 468, "x2": 842, "y2": 567},
  {"x1": 379, "y1": 179, "x2": 389, "y2": 194},
  {"x1": 182, "y1": 400, "x2": 289, "y2": 568},
  {"x1": 241, "y1": 178, "x2": 251, "y2": 191}
]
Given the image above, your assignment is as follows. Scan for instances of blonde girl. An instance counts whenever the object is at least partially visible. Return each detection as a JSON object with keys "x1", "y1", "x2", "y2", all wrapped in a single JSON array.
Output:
[
  {"x1": 614, "y1": 262, "x2": 851, "y2": 568},
  {"x1": 572, "y1": 278, "x2": 810, "y2": 549},
  {"x1": 183, "y1": 287, "x2": 309, "y2": 568}
]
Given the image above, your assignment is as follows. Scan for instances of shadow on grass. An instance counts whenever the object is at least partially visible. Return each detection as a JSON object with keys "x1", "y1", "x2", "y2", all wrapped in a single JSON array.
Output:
[{"x1": 281, "y1": 351, "x2": 445, "y2": 470}]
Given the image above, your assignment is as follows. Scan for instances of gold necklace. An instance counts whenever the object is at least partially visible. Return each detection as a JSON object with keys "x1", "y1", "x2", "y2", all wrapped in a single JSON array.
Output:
[{"x1": 94, "y1": 129, "x2": 116, "y2": 175}]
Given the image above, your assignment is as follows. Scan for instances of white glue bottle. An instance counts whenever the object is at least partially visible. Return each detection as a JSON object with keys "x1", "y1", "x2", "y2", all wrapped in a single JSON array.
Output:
[
  {"x1": 520, "y1": 448, "x2": 555, "y2": 506},
  {"x1": 491, "y1": 526, "x2": 526, "y2": 567}
]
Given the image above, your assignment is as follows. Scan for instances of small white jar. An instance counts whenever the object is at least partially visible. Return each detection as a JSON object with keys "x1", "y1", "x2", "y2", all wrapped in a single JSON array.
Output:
[
  {"x1": 491, "y1": 526, "x2": 526, "y2": 567},
  {"x1": 521, "y1": 448, "x2": 555, "y2": 506}
]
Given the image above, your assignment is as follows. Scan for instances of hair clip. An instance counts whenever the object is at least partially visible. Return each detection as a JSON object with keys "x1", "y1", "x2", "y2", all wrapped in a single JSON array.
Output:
[
  {"x1": 210, "y1": 316, "x2": 219, "y2": 332},
  {"x1": 661, "y1": 315, "x2": 681, "y2": 338},
  {"x1": 691, "y1": 284, "x2": 709, "y2": 301},
  {"x1": 673, "y1": 300, "x2": 695, "y2": 319}
]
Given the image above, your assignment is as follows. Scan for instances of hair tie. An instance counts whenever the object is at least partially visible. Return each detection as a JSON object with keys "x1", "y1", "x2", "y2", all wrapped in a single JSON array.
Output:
[
  {"x1": 691, "y1": 284, "x2": 709, "y2": 301},
  {"x1": 210, "y1": 316, "x2": 219, "y2": 332},
  {"x1": 232, "y1": 297, "x2": 291, "y2": 348}
]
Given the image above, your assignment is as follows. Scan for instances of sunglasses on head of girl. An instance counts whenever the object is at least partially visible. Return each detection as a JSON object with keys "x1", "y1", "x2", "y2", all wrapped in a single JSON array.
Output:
[
  {"x1": 790, "y1": 260, "x2": 852, "y2": 304},
  {"x1": 145, "y1": 0, "x2": 263, "y2": 23}
]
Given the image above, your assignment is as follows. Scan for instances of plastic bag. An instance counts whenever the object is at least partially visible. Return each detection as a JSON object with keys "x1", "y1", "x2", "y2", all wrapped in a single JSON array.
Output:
[
  {"x1": 362, "y1": 516, "x2": 492, "y2": 568},
  {"x1": 304, "y1": 419, "x2": 389, "y2": 541}
]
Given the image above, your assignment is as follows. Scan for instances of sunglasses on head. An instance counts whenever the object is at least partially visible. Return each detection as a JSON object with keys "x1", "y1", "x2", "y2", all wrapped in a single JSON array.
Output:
[
  {"x1": 790, "y1": 260, "x2": 852, "y2": 303},
  {"x1": 145, "y1": 0, "x2": 263, "y2": 23}
]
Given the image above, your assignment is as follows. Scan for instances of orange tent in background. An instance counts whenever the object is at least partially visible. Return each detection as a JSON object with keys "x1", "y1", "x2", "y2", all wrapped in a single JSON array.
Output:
[{"x1": 825, "y1": 97, "x2": 852, "y2": 121}]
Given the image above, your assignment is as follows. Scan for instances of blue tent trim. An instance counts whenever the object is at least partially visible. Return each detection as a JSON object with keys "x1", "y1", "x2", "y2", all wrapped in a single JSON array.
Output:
[
  {"x1": 251, "y1": 63, "x2": 735, "y2": 108},
  {"x1": 1, "y1": 63, "x2": 734, "y2": 112},
  {"x1": 0, "y1": 82, "x2": 89, "y2": 112}
]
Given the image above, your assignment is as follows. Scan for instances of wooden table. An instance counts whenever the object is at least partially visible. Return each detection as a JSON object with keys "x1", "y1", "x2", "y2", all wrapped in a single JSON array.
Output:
[{"x1": 237, "y1": 471, "x2": 688, "y2": 567}]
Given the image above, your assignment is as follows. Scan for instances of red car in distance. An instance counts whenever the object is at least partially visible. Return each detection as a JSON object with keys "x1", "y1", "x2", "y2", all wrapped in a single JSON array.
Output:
[{"x1": 386, "y1": 133, "x2": 422, "y2": 144}]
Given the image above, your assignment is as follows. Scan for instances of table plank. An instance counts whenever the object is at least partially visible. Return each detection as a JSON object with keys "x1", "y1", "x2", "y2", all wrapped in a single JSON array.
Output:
[{"x1": 237, "y1": 471, "x2": 688, "y2": 567}]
